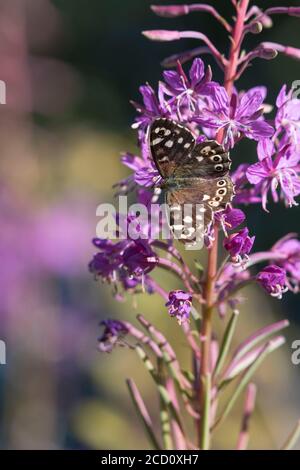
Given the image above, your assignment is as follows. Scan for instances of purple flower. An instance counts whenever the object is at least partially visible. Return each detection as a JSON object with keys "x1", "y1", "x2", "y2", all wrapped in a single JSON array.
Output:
[
  {"x1": 272, "y1": 234, "x2": 300, "y2": 291},
  {"x1": 166, "y1": 290, "x2": 192, "y2": 324},
  {"x1": 256, "y1": 265, "x2": 288, "y2": 299},
  {"x1": 216, "y1": 206, "x2": 246, "y2": 232},
  {"x1": 121, "y1": 152, "x2": 160, "y2": 188},
  {"x1": 275, "y1": 84, "x2": 300, "y2": 146},
  {"x1": 224, "y1": 227, "x2": 255, "y2": 263},
  {"x1": 231, "y1": 163, "x2": 263, "y2": 205},
  {"x1": 216, "y1": 263, "x2": 250, "y2": 317},
  {"x1": 89, "y1": 239, "x2": 126, "y2": 281},
  {"x1": 98, "y1": 320, "x2": 129, "y2": 353},
  {"x1": 123, "y1": 240, "x2": 158, "y2": 276},
  {"x1": 132, "y1": 83, "x2": 171, "y2": 130},
  {"x1": 246, "y1": 138, "x2": 300, "y2": 210},
  {"x1": 162, "y1": 58, "x2": 217, "y2": 119},
  {"x1": 89, "y1": 238, "x2": 157, "y2": 291},
  {"x1": 195, "y1": 87, "x2": 274, "y2": 148}
]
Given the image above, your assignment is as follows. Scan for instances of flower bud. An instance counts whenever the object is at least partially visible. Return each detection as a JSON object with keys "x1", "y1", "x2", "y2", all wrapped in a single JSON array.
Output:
[
  {"x1": 151, "y1": 5, "x2": 189, "y2": 17},
  {"x1": 142, "y1": 30, "x2": 181, "y2": 41}
]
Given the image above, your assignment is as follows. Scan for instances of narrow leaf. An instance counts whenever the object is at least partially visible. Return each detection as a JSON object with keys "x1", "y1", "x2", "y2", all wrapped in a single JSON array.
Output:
[
  {"x1": 280, "y1": 419, "x2": 300, "y2": 450},
  {"x1": 126, "y1": 378, "x2": 161, "y2": 450},
  {"x1": 214, "y1": 310, "x2": 239, "y2": 378},
  {"x1": 236, "y1": 383, "x2": 257, "y2": 450},
  {"x1": 232, "y1": 319, "x2": 289, "y2": 362},
  {"x1": 135, "y1": 346, "x2": 186, "y2": 436},
  {"x1": 157, "y1": 359, "x2": 173, "y2": 450},
  {"x1": 222, "y1": 335, "x2": 285, "y2": 382},
  {"x1": 213, "y1": 338, "x2": 284, "y2": 431}
]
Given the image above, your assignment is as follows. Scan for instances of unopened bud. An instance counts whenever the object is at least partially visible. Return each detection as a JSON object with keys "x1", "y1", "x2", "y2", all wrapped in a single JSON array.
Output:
[
  {"x1": 250, "y1": 21, "x2": 263, "y2": 34},
  {"x1": 151, "y1": 5, "x2": 189, "y2": 17},
  {"x1": 142, "y1": 30, "x2": 181, "y2": 42},
  {"x1": 260, "y1": 47, "x2": 278, "y2": 60}
]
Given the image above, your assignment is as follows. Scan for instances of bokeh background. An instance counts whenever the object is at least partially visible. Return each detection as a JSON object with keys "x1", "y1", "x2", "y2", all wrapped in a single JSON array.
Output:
[{"x1": 0, "y1": 0, "x2": 300, "y2": 450}]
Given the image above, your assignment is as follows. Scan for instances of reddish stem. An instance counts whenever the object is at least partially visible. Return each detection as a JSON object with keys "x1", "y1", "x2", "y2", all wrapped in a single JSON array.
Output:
[{"x1": 198, "y1": 0, "x2": 250, "y2": 450}]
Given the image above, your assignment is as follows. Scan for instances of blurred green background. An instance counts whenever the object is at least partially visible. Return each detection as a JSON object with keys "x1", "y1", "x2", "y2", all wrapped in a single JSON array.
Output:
[{"x1": 0, "y1": 0, "x2": 300, "y2": 449}]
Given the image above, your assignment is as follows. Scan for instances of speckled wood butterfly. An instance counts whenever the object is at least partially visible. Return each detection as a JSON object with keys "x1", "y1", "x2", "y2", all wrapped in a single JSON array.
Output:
[{"x1": 149, "y1": 118, "x2": 235, "y2": 246}]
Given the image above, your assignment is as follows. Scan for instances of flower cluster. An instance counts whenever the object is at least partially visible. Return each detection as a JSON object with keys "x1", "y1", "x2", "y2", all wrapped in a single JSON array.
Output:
[{"x1": 90, "y1": 55, "x2": 300, "y2": 309}]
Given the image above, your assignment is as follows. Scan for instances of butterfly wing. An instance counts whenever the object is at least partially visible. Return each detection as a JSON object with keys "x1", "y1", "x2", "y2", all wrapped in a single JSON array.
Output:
[
  {"x1": 167, "y1": 175, "x2": 235, "y2": 245},
  {"x1": 150, "y1": 118, "x2": 231, "y2": 179},
  {"x1": 173, "y1": 141, "x2": 231, "y2": 179},
  {"x1": 149, "y1": 118, "x2": 235, "y2": 247},
  {"x1": 149, "y1": 118, "x2": 195, "y2": 178}
]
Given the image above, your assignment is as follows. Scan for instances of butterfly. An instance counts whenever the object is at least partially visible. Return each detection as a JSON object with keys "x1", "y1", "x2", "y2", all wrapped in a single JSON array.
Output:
[{"x1": 149, "y1": 118, "x2": 235, "y2": 248}]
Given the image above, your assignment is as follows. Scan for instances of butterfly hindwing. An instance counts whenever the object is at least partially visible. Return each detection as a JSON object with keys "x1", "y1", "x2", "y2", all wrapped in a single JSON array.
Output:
[
  {"x1": 167, "y1": 176, "x2": 234, "y2": 243},
  {"x1": 173, "y1": 140, "x2": 231, "y2": 178}
]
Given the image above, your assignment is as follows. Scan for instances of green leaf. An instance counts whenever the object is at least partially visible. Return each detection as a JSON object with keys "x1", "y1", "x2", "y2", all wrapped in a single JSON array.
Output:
[
  {"x1": 213, "y1": 310, "x2": 239, "y2": 379},
  {"x1": 212, "y1": 338, "x2": 285, "y2": 431},
  {"x1": 126, "y1": 378, "x2": 161, "y2": 450}
]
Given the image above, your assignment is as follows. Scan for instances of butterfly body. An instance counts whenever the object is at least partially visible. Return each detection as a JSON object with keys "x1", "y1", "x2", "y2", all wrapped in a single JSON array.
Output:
[{"x1": 149, "y1": 118, "x2": 235, "y2": 245}]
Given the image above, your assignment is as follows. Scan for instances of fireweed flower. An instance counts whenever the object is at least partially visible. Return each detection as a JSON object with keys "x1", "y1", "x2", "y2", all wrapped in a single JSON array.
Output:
[
  {"x1": 98, "y1": 319, "x2": 129, "y2": 352},
  {"x1": 162, "y1": 58, "x2": 218, "y2": 119},
  {"x1": 224, "y1": 227, "x2": 255, "y2": 264},
  {"x1": 271, "y1": 234, "x2": 300, "y2": 292},
  {"x1": 89, "y1": 238, "x2": 157, "y2": 293},
  {"x1": 132, "y1": 83, "x2": 172, "y2": 131},
  {"x1": 121, "y1": 152, "x2": 160, "y2": 189},
  {"x1": 166, "y1": 290, "x2": 192, "y2": 324},
  {"x1": 256, "y1": 265, "x2": 288, "y2": 299},
  {"x1": 194, "y1": 86, "x2": 274, "y2": 148},
  {"x1": 275, "y1": 84, "x2": 300, "y2": 146},
  {"x1": 216, "y1": 263, "x2": 251, "y2": 317},
  {"x1": 231, "y1": 163, "x2": 263, "y2": 205},
  {"x1": 246, "y1": 138, "x2": 300, "y2": 209},
  {"x1": 215, "y1": 206, "x2": 246, "y2": 234}
]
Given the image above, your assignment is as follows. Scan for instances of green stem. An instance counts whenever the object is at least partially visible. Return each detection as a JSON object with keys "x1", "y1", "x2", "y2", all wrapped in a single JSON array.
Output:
[{"x1": 200, "y1": 373, "x2": 211, "y2": 450}]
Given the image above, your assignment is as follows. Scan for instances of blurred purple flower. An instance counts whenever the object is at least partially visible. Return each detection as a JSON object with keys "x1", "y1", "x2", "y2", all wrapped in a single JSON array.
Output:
[
  {"x1": 275, "y1": 84, "x2": 300, "y2": 145},
  {"x1": 272, "y1": 234, "x2": 300, "y2": 292},
  {"x1": 216, "y1": 263, "x2": 250, "y2": 317},
  {"x1": 123, "y1": 240, "x2": 158, "y2": 277},
  {"x1": 166, "y1": 290, "x2": 192, "y2": 324},
  {"x1": 98, "y1": 319, "x2": 129, "y2": 353},
  {"x1": 89, "y1": 238, "x2": 157, "y2": 291},
  {"x1": 224, "y1": 227, "x2": 255, "y2": 263},
  {"x1": 195, "y1": 87, "x2": 274, "y2": 148},
  {"x1": 256, "y1": 265, "x2": 288, "y2": 299},
  {"x1": 246, "y1": 138, "x2": 300, "y2": 210}
]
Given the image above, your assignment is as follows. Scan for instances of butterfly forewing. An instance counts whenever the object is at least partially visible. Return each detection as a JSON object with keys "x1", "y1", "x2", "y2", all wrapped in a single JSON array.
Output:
[{"x1": 150, "y1": 118, "x2": 195, "y2": 178}]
